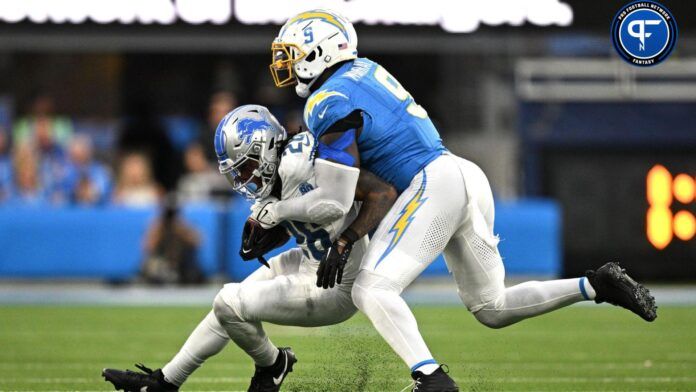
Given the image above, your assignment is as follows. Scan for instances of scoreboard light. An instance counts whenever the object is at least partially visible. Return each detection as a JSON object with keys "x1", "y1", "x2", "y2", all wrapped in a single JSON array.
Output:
[{"x1": 646, "y1": 164, "x2": 696, "y2": 250}]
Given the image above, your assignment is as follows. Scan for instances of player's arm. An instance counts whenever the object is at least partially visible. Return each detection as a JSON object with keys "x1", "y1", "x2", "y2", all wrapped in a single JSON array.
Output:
[
  {"x1": 250, "y1": 111, "x2": 363, "y2": 228},
  {"x1": 316, "y1": 168, "x2": 397, "y2": 289},
  {"x1": 349, "y1": 169, "x2": 397, "y2": 240}
]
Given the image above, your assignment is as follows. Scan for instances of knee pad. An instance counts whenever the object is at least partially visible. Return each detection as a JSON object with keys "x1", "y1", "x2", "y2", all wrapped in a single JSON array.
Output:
[
  {"x1": 213, "y1": 284, "x2": 244, "y2": 325},
  {"x1": 351, "y1": 271, "x2": 403, "y2": 310}
]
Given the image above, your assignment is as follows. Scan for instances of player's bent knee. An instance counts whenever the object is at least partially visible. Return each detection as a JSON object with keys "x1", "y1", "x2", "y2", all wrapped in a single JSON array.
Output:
[
  {"x1": 351, "y1": 271, "x2": 403, "y2": 311},
  {"x1": 472, "y1": 310, "x2": 509, "y2": 329},
  {"x1": 213, "y1": 284, "x2": 244, "y2": 325},
  {"x1": 471, "y1": 298, "x2": 514, "y2": 329},
  {"x1": 351, "y1": 281, "x2": 370, "y2": 311}
]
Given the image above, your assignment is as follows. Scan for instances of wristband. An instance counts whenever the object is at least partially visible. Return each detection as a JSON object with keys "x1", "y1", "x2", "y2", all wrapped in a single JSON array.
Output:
[{"x1": 340, "y1": 227, "x2": 360, "y2": 245}]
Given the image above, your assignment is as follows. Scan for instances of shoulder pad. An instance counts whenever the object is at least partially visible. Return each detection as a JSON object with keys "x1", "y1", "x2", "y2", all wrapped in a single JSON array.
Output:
[{"x1": 304, "y1": 89, "x2": 353, "y2": 138}]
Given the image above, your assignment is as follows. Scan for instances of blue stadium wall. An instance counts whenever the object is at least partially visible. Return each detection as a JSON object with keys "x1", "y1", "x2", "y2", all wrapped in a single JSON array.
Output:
[{"x1": 0, "y1": 199, "x2": 560, "y2": 280}]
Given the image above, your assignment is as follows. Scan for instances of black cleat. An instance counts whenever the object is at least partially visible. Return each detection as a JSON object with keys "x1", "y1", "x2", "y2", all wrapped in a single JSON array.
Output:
[
  {"x1": 586, "y1": 262, "x2": 657, "y2": 322},
  {"x1": 102, "y1": 363, "x2": 178, "y2": 392},
  {"x1": 248, "y1": 347, "x2": 297, "y2": 392},
  {"x1": 411, "y1": 365, "x2": 459, "y2": 392}
]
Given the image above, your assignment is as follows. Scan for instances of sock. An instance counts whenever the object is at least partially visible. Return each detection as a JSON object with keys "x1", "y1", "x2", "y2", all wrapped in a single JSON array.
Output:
[
  {"x1": 413, "y1": 361, "x2": 439, "y2": 375},
  {"x1": 474, "y1": 278, "x2": 589, "y2": 328},
  {"x1": 162, "y1": 311, "x2": 229, "y2": 386},
  {"x1": 580, "y1": 276, "x2": 597, "y2": 300}
]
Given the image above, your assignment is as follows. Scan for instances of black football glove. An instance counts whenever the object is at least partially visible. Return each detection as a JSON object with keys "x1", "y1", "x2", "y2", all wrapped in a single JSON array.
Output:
[
  {"x1": 240, "y1": 218, "x2": 290, "y2": 268},
  {"x1": 316, "y1": 228, "x2": 359, "y2": 289}
]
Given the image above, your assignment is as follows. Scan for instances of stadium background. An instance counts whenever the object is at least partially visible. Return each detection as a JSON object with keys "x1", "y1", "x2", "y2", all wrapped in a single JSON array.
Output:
[{"x1": 0, "y1": 1, "x2": 695, "y2": 391}]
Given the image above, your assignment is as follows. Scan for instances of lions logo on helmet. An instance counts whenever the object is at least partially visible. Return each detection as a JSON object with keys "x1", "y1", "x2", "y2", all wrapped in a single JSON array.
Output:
[
  {"x1": 215, "y1": 105, "x2": 287, "y2": 199},
  {"x1": 270, "y1": 9, "x2": 358, "y2": 98}
]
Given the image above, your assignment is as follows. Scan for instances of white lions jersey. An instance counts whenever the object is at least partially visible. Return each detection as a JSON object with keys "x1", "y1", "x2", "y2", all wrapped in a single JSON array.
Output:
[{"x1": 277, "y1": 132, "x2": 360, "y2": 264}]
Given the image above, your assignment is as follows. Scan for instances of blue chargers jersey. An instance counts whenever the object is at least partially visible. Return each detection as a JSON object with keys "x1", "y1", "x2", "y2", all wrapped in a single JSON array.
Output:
[{"x1": 304, "y1": 58, "x2": 446, "y2": 192}]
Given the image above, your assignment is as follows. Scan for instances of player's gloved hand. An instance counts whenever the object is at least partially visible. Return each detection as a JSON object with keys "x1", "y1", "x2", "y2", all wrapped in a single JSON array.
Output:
[
  {"x1": 250, "y1": 196, "x2": 280, "y2": 229},
  {"x1": 317, "y1": 228, "x2": 359, "y2": 289}
]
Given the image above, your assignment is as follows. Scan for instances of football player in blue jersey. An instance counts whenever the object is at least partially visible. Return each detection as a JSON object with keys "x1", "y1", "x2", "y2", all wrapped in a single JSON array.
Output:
[{"x1": 255, "y1": 9, "x2": 658, "y2": 391}]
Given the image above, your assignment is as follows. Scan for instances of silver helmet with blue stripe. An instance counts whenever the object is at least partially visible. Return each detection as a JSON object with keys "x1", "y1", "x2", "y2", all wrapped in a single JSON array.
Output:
[{"x1": 214, "y1": 105, "x2": 287, "y2": 199}]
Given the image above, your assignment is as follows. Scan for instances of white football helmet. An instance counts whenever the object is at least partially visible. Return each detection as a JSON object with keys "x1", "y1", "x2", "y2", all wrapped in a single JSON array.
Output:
[
  {"x1": 214, "y1": 105, "x2": 287, "y2": 199},
  {"x1": 270, "y1": 9, "x2": 358, "y2": 98}
]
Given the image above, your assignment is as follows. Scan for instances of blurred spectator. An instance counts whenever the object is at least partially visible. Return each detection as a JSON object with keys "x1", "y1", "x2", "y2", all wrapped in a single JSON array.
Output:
[
  {"x1": 177, "y1": 142, "x2": 227, "y2": 203},
  {"x1": 141, "y1": 197, "x2": 204, "y2": 284},
  {"x1": 64, "y1": 135, "x2": 112, "y2": 206},
  {"x1": 7, "y1": 143, "x2": 44, "y2": 205},
  {"x1": 23, "y1": 105, "x2": 72, "y2": 204},
  {"x1": 113, "y1": 152, "x2": 160, "y2": 207},
  {"x1": 118, "y1": 102, "x2": 180, "y2": 191},
  {"x1": 0, "y1": 129, "x2": 11, "y2": 202},
  {"x1": 202, "y1": 91, "x2": 237, "y2": 162},
  {"x1": 13, "y1": 92, "x2": 73, "y2": 149}
]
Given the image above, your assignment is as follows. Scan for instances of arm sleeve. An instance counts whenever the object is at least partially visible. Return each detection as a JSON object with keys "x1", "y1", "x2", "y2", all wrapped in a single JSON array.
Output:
[{"x1": 272, "y1": 158, "x2": 359, "y2": 225}]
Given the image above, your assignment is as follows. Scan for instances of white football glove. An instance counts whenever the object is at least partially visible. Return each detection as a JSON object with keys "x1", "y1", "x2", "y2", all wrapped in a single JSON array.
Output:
[{"x1": 250, "y1": 196, "x2": 280, "y2": 229}]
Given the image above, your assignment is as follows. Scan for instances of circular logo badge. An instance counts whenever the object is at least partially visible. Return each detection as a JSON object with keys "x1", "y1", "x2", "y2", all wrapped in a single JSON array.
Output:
[{"x1": 611, "y1": 1, "x2": 677, "y2": 66}]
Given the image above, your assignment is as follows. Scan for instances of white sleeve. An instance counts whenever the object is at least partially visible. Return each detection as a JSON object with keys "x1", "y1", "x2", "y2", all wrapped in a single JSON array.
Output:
[{"x1": 271, "y1": 159, "x2": 359, "y2": 225}]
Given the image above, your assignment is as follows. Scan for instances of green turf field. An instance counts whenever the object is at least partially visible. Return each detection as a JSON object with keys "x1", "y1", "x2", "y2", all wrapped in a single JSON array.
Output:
[{"x1": 1, "y1": 305, "x2": 694, "y2": 391}]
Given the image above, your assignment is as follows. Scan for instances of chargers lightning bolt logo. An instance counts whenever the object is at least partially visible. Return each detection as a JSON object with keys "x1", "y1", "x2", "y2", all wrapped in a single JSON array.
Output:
[
  {"x1": 304, "y1": 90, "x2": 347, "y2": 125},
  {"x1": 283, "y1": 10, "x2": 350, "y2": 40},
  {"x1": 375, "y1": 172, "x2": 428, "y2": 267}
]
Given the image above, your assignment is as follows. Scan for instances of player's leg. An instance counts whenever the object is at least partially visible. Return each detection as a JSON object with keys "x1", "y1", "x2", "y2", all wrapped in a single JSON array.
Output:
[
  {"x1": 446, "y1": 158, "x2": 655, "y2": 328},
  {"x1": 212, "y1": 244, "x2": 363, "y2": 389},
  {"x1": 102, "y1": 251, "x2": 304, "y2": 391},
  {"x1": 351, "y1": 155, "x2": 466, "y2": 381},
  {"x1": 446, "y1": 158, "x2": 592, "y2": 328},
  {"x1": 214, "y1": 244, "x2": 363, "y2": 331},
  {"x1": 158, "y1": 251, "x2": 304, "y2": 388}
]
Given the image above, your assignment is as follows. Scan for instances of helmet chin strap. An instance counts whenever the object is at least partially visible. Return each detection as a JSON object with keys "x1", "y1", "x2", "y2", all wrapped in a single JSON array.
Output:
[
  {"x1": 295, "y1": 84, "x2": 310, "y2": 98},
  {"x1": 295, "y1": 74, "x2": 320, "y2": 98}
]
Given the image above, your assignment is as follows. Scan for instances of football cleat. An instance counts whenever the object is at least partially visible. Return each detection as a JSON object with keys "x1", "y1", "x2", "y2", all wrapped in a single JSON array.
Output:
[
  {"x1": 102, "y1": 363, "x2": 178, "y2": 392},
  {"x1": 411, "y1": 365, "x2": 459, "y2": 392},
  {"x1": 248, "y1": 347, "x2": 297, "y2": 392},
  {"x1": 586, "y1": 262, "x2": 657, "y2": 322}
]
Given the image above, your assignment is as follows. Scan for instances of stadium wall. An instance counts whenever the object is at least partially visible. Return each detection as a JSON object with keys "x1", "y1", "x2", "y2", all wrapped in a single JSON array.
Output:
[{"x1": 0, "y1": 199, "x2": 560, "y2": 280}]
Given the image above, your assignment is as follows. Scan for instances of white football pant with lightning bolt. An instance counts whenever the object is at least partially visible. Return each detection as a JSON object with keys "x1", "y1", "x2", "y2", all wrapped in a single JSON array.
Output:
[{"x1": 352, "y1": 153, "x2": 595, "y2": 374}]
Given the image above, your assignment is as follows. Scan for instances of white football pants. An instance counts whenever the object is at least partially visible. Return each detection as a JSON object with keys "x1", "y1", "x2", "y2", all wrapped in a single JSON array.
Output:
[
  {"x1": 351, "y1": 154, "x2": 592, "y2": 371},
  {"x1": 161, "y1": 238, "x2": 366, "y2": 386}
]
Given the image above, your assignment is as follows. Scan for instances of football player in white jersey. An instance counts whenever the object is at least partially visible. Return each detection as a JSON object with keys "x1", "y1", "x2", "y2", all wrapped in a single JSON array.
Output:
[
  {"x1": 102, "y1": 105, "x2": 397, "y2": 392},
  {"x1": 255, "y1": 9, "x2": 659, "y2": 391}
]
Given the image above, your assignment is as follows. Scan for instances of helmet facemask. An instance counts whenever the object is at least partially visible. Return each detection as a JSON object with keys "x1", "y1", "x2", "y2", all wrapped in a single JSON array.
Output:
[
  {"x1": 219, "y1": 135, "x2": 279, "y2": 200},
  {"x1": 269, "y1": 42, "x2": 306, "y2": 88},
  {"x1": 215, "y1": 105, "x2": 286, "y2": 200},
  {"x1": 270, "y1": 9, "x2": 358, "y2": 98},
  {"x1": 270, "y1": 41, "x2": 326, "y2": 98}
]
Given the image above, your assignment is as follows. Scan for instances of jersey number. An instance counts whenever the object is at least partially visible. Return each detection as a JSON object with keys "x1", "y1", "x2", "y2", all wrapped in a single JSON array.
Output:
[
  {"x1": 374, "y1": 66, "x2": 428, "y2": 118},
  {"x1": 283, "y1": 221, "x2": 332, "y2": 260}
]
